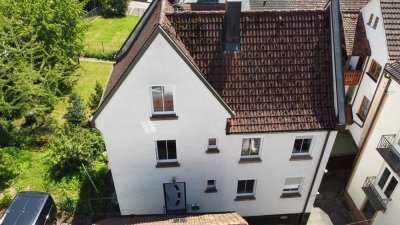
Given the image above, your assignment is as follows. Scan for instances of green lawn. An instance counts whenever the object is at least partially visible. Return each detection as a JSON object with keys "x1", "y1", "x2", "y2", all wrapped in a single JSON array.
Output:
[
  {"x1": 83, "y1": 16, "x2": 140, "y2": 59},
  {"x1": 52, "y1": 61, "x2": 112, "y2": 122}
]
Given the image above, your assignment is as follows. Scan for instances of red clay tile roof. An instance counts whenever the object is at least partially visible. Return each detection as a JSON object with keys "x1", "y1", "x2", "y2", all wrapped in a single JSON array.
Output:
[
  {"x1": 250, "y1": 0, "x2": 370, "y2": 57},
  {"x1": 165, "y1": 8, "x2": 336, "y2": 133},
  {"x1": 94, "y1": 212, "x2": 248, "y2": 225},
  {"x1": 98, "y1": 0, "x2": 337, "y2": 133},
  {"x1": 380, "y1": 0, "x2": 400, "y2": 60},
  {"x1": 342, "y1": 12, "x2": 370, "y2": 56}
]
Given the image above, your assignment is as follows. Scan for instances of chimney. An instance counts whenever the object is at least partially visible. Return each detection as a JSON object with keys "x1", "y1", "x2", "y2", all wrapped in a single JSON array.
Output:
[{"x1": 224, "y1": 0, "x2": 242, "y2": 52}]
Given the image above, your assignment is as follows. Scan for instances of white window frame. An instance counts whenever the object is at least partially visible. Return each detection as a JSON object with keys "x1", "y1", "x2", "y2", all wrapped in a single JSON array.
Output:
[
  {"x1": 240, "y1": 138, "x2": 262, "y2": 158},
  {"x1": 292, "y1": 136, "x2": 313, "y2": 156},
  {"x1": 283, "y1": 177, "x2": 304, "y2": 194},
  {"x1": 236, "y1": 179, "x2": 256, "y2": 196},
  {"x1": 149, "y1": 85, "x2": 176, "y2": 115},
  {"x1": 376, "y1": 166, "x2": 398, "y2": 198},
  {"x1": 208, "y1": 138, "x2": 218, "y2": 149},
  {"x1": 155, "y1": 140, "x2": 178, "y2": 163},
  {"x1": 206, "y1": 179, "x2": 216, "y2": 189}
]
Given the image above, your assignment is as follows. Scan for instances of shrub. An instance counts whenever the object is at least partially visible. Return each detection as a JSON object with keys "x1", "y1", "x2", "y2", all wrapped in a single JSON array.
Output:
[
  {"x1": 0, "y1": 120, "x2": 14, "y2": 147},
  {"x1": 0, "y1": 192, "x2": 13, "y2": 209},
  {"x1": 89, "y1": 82, "x2": 104, "y2": 111},
  {"x1": 0, "y1": 147, "x2": 19, "y2": 188},
  {"x1": 64, "y1": 93, "x2": 86, "y2": 125},
  {"x1": 100, "y1": 0, "x2": 129, "y2": 17},
  {"x1": 48, "y1": 126, "x2": 105, "y2": 178}
]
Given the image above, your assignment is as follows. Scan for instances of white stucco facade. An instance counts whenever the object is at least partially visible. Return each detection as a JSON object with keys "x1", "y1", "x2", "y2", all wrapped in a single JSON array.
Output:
[
  {"x1": 347, "y1": 0, "x2": 390, "y2": 147},
  {"x1": 94, "y1": 31, "x2": 338, "y2": 217},
  {"x1": 347, "y1": 80, "x2": 400, "y2": 225}
]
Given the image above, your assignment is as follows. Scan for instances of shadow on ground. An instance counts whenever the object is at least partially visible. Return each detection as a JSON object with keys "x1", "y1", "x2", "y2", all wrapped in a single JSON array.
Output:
[{"x1": 314, "y1": 171, "x2": 355, "y2": 225}]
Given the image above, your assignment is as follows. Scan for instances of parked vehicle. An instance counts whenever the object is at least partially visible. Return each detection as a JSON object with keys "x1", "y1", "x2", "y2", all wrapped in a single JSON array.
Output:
[{"x1": 0, "y1": 191, "x2": 57, "y2": 225}]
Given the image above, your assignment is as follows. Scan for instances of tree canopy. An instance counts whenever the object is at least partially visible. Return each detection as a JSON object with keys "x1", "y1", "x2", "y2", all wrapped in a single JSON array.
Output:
[{"x1": 0, "y1": 0, "x2": 86, "y2": 139}]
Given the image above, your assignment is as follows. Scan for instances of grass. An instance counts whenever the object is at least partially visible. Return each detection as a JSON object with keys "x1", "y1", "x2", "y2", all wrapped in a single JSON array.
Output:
[
  {"x1": 52, "y1": 61, "x2": 112, "y2": 123},
  {"x1": 83, "y1": 16, "x2": 140, "y2": 59}
]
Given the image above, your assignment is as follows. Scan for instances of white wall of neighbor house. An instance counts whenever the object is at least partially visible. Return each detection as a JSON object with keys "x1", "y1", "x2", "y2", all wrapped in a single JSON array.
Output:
[
  {"x1": 95, "y1": 32, "x2": 337, "y2": 217},
  {"x1": 347, "y1": 81, "x2": 400, "y2": 212},
  {"x1": 348, "y1": 0, "x2": 390, "y2": 147}
]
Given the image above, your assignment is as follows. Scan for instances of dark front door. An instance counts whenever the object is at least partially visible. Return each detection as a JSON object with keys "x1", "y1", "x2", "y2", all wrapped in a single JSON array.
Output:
[{"x1": 163, "y1": 182, "x2": 186, "y2": 213}]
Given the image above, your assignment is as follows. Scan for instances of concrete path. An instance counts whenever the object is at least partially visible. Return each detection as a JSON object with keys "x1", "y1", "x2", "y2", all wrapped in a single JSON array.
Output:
[
  {"x1": 307, "y1": 207, "x2": 334, "y2": 225},
  {"x1": 79, "y1": 57, "x2": 114, "y2": 64}
]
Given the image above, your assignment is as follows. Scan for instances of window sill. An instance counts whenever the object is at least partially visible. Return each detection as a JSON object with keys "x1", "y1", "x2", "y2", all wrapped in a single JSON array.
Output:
[
  {"x1": 155, "y1": 161, "x2": 180, "y2": 168},
  {"x1": 356, "y1": 113, "x2": 366, "y2": 122},
  {"x1": 238, "y1": 157, "x2": 262, "y2": 163},
  {"x1": 150, "y1": 114, "x2": 178, "y2": 121},
  {"x1": 205, "y1": 188, "x2": 218, "y2": 193},
  {"x1": 234, "y1": 195, "x2": 256, "y2": 201},
  {"x1": 206, "y1": 148, "x2": 220, "y2": 154},
  {"x1": 280, "y1": 193, "x2": 302, "y2": 198},
  {"x1": 290, "y1": 155, "x2": 312, "y2": 161}
]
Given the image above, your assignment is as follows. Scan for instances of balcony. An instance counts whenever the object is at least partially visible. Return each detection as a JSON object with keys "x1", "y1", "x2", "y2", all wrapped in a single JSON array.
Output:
[
  {"x1": 362, "y1": 176, "x2": 390, "y2": 212},
  {"x1": 376, "y1": 135, "x2": 400, "y2": 175},
  {"x1": 344, "y1": 70, "x2": 363, "y2": 85}
]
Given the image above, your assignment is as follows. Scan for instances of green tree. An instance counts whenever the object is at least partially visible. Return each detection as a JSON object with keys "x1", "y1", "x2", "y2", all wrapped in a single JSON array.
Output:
[
  {"x1": 48, "y1": 126, "x2": 105, "y2": 177},
  {"x1": 100, "y1": 0, "x2": 129, "y2": 17},
  {"x1": 89, "y1": 82, "x2": 103, "y2": 111},
  {"x1": 0, "y1": 0, "x2": 86, "y2": 137},
  {"x1": 64, "y1": 93, "x2": 86, "y2": 125},
  {"x1": 0, "y1": 147, "x2": 19, "y2": 188}
]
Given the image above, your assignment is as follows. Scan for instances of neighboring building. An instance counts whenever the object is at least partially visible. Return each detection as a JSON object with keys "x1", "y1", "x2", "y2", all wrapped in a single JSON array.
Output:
[
  {"x1": 92, "y1": 0, "x2": 346, "y2": 224},
  {"x1": 344, "y1": 1, "x2": 400, "y2": 224},
  {"x1": 345, "y1": 61, "x2": 400, "y2": 225}
]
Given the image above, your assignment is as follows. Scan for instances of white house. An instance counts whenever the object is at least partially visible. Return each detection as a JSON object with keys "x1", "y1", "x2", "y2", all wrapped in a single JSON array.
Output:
[
  {"x1": 345, "y1": 61, "x2": 400, "y2": 225},
  {"x1": 344, "y1": 1, "x2": 400, "y2": 224},
  {"x1": 91, "y1": 0, "x2": 346, "y2": 224}
]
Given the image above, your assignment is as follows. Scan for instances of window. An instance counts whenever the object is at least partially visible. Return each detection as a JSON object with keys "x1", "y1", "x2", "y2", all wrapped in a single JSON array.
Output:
[
  {"x1": 156, "y1": 140, "x2": 177, "y2": 162},
  {"x1": 377, "y1": 167, "x2": 398, "y2": 198},
  {"x1": 357, "y1": 96, "x2": 371, "y2": 122},
  {"x1": 236, "y1": 180, "x2": 255, "y2": 196},
  {"x1": 151, "y1": 86, "x2": 174, "y2": 114},
  {"x1": 367, "y1": 59, "x2": 382, "y2": 81},
  {"x1": 241, "y1": 138, "x2": 261, "y2": 157},
  {"x1": 367, "y1": 14, "x2": 374, "y2": 25},
  {"x1": 205, "y1": 179, "x2": 217, "y2": 193},
  {"x1": 208, "y1": 138, "x2": 217, "y2": 149},
  {"x1": 292, "y1": 138, "x2": 312, "y2": 155},
  {"x1": 282, "y1": 177, "x2": 303, "y2": 196},
  {"x1": 373, "y1": 17, "x2": 379, "y2": 29}
]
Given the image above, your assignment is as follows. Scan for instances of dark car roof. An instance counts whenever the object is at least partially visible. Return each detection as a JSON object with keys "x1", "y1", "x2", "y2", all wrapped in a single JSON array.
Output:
[{"x1": 1, "y1": 192, "x2": 50, "y2": 225}]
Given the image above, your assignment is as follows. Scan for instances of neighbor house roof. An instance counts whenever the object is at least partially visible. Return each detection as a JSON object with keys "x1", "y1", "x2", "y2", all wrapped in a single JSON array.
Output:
[
  {"x1": 94, "y1": 212, "x2": 248, "y2": 225},
  {"x1": 96, "y1": 0, "x2": 337, "y2": 134},
  {"x1": 380, "y1": 0, "x2": 400, "y2": 60},
  {"x1": 249, "y1": 0, "x2": 370, "y2": 56},
  {"x1": 385, "y1": 60, "x2": 400, "y2": 83}
]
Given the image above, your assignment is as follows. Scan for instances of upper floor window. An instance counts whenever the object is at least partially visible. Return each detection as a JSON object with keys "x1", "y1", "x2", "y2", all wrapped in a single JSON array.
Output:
[
  {"x1": 367, "y1": 13, "x2": 374, "y2": 25},
  {"x1": 282, "y1": 177, "x2": 304, "y2": 197},
  {"x1": 151, "y1": 86, "x2": 174, "y2": 114},
  {"x1": 292, "y1": 137, "x2": 312, "y2": 155},
  {"x1": 156, "y1": 140, "x2": 177, "y2": 162},
  {"x1": 373, "y1": 17, "x2": 379, "y2": 29},
  {"x1": 357, "y1": 96, "x2": 371, "y2": 122},
  {"x1": 377, "y1": 167, "x2": 398, "y2": 198},
  {"x1": 236, "y1": 179, "x2": 256, "y2": 196},
  {"x1": 208, "y1": 138, "x2": 217, "y2": 149},
  {"x1": 241, "y1": 138, "x2": 261, "y2": 157},
  {"x1": 367, "y1": 59, "x2": 382, "y2": 82}
]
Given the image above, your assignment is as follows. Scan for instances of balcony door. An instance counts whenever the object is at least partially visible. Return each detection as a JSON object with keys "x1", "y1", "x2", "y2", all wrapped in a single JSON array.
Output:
[{"x1": 377, "y1": 167, "x2": 398, "y2": 199}]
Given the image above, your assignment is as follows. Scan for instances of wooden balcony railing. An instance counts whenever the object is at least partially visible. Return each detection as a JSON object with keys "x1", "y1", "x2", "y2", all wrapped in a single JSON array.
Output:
[{"x1": 344, "y1": 70, "x2": 363, "y2": 85}]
